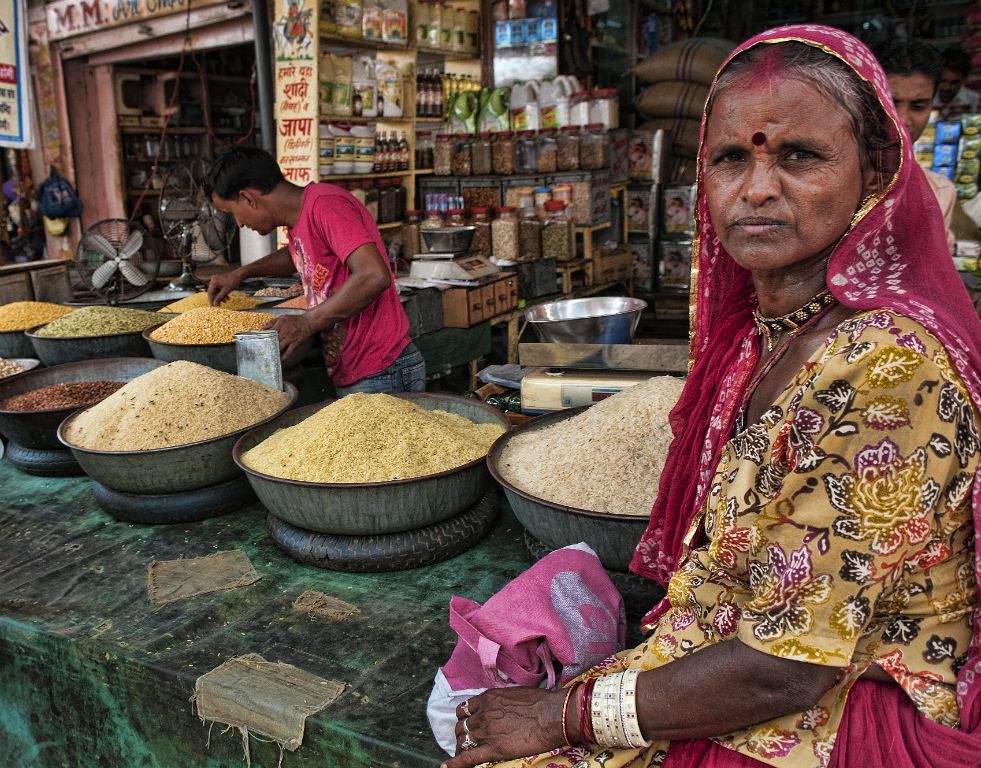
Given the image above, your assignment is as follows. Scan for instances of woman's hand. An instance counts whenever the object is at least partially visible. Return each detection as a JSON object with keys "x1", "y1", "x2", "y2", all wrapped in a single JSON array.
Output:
[{"x1": 441, "y1": 687, "x2": 569, "y2": 768}]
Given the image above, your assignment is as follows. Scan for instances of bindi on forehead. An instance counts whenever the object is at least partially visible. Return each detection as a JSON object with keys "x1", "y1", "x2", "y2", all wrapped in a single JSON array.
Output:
[{"x1": 752, "y1": 132, "x2": 766, "y2": 146}]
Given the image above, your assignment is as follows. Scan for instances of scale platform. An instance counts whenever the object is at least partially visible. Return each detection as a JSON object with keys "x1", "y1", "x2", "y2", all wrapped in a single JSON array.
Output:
[{"x1": 409, "y1": 250, "x2": 499, "y2": 282}]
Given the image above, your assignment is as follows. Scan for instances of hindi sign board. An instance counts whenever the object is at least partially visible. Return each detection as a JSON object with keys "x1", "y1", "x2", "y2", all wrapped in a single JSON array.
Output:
[
  {"x1": 274, "y1": 0, "x2": 317, "y2": 189},
  {"x1": 0, "y1": 0, "x2": 32, "y2": 148},
  {"x1": 44, "y1": 0, "x2": 226, "y2": 42}
]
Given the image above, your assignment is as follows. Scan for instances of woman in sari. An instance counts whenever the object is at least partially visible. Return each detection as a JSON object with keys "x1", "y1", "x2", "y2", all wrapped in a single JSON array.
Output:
[{"x1": 441, "y1": 26, "x2": 981, "y2": 768}]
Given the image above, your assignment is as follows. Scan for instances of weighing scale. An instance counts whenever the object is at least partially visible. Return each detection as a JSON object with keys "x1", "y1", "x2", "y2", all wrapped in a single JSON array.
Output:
[{"x1": 409, "y1": 250, "x2": 500, "y2": 282}]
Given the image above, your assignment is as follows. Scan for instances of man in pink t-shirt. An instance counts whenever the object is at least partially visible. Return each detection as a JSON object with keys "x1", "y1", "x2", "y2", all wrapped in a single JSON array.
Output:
[{"x1": 206, "y1": 147, "x2": 424, "y2": 394}]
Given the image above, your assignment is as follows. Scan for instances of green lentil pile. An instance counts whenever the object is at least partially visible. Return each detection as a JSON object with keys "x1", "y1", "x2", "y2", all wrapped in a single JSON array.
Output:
[
  {"x1": 63, "y1": 361, "x2": 291, "y2": 451},
  {"x1": 34, "y1": 306, "x2": 165, "y2": 338},
  {"x1": 241, "y1": 393, "x2": 505, "y2": 483},
  {"x1": 0, "y1": 301, "x2": 73, "y2": 332}
]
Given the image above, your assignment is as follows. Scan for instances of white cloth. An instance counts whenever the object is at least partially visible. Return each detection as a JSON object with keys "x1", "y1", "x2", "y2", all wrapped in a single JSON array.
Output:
[
  {"x1": 934, "y1": 85, "x2": 981, "y2": 118},
  {"x1": 924, "y1": 167, "x2": 957, "y2": 254}
]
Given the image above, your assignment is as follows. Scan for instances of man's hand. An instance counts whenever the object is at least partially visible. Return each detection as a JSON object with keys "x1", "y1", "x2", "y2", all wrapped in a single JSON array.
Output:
[
  {"x1": 207, "y1": 271, "x2": 243, "y2": 306},
  {"x1": 263, "y1": 313, "x2": 317, "y2": 361}
]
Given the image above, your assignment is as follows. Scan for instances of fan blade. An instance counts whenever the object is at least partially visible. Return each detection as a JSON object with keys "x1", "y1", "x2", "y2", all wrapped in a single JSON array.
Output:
[
  {"x1": 91, "y1": 260, "x2": 119, "y2": 289},
  {"x1": 118, "y1": 260, "x2": 151, "y2": 287},
  {"x1": 82, "y1": 233, "x2": 118, "y2": 260},
  {"x1": 118, "y1": 230, "x2": 144, "y2": 260}
]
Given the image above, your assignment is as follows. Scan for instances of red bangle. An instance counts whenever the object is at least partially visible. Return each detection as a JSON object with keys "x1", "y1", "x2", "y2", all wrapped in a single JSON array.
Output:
[
  {"x1": 561, "y1": 682, "x2": 580, "y2": 746},
  {"x1": 578, "y1": 677, "x2": 597, "y2": 744}
]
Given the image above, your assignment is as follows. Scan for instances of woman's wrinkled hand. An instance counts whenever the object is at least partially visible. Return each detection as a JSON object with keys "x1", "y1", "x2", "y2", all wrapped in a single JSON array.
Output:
[{"x1": 440, "y1": 687, "x2": 569, "y2": 768}]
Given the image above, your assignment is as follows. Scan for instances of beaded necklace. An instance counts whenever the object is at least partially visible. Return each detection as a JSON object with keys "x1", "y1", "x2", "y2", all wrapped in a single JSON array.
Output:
[{"x1": 751, "y1": 287, "x2": 837, "y2": 352}]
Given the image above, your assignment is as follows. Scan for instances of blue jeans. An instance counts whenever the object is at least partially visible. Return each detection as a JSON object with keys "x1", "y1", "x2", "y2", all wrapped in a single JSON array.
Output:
[{"x1": 335, "y1": 343, "x2": 426, "y2": 396}]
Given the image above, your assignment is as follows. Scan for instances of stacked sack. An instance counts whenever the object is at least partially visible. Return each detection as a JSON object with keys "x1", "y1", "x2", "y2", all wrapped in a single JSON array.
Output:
[{"x1": 633, "y1": 38, "x2": 734, "y2": 180}]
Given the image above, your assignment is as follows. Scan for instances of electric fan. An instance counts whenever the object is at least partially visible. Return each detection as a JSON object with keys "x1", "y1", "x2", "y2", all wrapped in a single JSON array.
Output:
[{"x1": 74, "y1": 218, "x2": 161, "y2": 304}]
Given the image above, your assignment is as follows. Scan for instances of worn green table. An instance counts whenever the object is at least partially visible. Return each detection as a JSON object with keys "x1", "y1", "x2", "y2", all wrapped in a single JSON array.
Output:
[{"x1": 0, "y1": 460, "x2": 533, "y2": 768}]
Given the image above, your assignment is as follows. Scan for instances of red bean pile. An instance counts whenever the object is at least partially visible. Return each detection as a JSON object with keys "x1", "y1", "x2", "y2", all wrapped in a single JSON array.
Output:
[{"x1": 0, "y1": 381, "x2": 124, "y2": 411}]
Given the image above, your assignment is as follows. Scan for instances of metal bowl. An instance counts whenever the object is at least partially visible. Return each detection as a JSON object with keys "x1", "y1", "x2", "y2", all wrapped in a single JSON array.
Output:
[
  {"x1": 233, "y1": 393, "x2": 509, "y2": 536},
  {"x1": 420, "y1": 226, "x2": 476, "y2": 253},
  {"x1": 58, "y1": 381, "x2": 298, "y2": 494},
  {"x1": 524, "y1": 297, "x2": 648, "y2": 344},
  {"x1": 0, "y1": 359, "x2": 41, "y2": 380},
  {"x1": 0, "y1": 328, "x2": 40, "y2": 358},
  {"x1": 0, "y1": 358, "x2": 166, "y2": 450},
  {"x1": 27, "y1": 328, "x2": 153, "y2": 366},
  {"x1": 487, "y1": 408, "x2": 649, "y2": 571},
  {"x1": 143, "y1": 323, "x2": 312, "y2": 374}
]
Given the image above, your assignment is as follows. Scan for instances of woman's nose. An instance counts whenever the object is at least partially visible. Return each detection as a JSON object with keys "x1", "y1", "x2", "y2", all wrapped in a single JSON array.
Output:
[{"x1": 740, "y1": 157, "x2": 779, "y2": 206}]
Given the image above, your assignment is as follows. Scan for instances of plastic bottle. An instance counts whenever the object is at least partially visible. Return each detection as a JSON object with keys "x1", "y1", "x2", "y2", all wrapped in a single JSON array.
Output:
[
  {"x1": 538, "y1": 75, "x2": 576, "y2": 129},
  {"x1": 510, "y1": 81, "x2": 540, "y2": 132}
]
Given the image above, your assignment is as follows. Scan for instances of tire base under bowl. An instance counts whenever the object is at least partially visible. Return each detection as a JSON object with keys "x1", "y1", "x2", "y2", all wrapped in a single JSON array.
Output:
[
  {"x1": 91, "y1": 475, "x2": 257, "y2": 525},
  {"x1": 6, "y1": 442, "x2": 83, "y2": 477},
  {"x1": 267, "y1": 490, "x2": 498, "y2": 572}
]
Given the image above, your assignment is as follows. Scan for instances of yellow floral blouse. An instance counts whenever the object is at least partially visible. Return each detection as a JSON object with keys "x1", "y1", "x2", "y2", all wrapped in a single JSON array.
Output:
[{"x1": 495, "y1": 311, "x2": 980, "y2": 768}]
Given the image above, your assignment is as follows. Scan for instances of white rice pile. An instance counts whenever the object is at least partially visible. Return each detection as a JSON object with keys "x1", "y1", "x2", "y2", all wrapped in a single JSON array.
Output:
[{"x1": 498, "y1": 376, "x2": 685, "y2": 516}]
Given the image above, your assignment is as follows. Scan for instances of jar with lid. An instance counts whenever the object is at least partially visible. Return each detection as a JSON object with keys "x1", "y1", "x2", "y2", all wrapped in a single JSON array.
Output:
[
  {"x1": 451, "y1": 134, "x2": 472, "y2": 176},
  {"x1": 402, "y1": 210, "x2": 422, "y2": 259},
  {"x1": 472, "y1": 132, "x2": 493, "y2": 175},
  {"x1": 542, "y1": 200, "x2": 574, "y2": 261},
  {"x1": 492, "y1": 131, "x2": 515, "y2": 175},
  {"x1": 420, "y1": 209, "x2": 444, "y2": 254},
  {"x1": 447, "y1": 207, "x2": 467, "y2": 228},
  {"x1": 434, "y1": 133, "x2": 453, "y2": 176},
  {"x1": 514, "y1": 130, "x2": 538, "y2": 174},
  {"x1": 536, "y1": 129, "x2": 558, "y2": 173},
  {"x1": 491, "y1": 207, "x2": 519, "y2": 263},
  {"x1": 551, "y1": 182, "x2": 573, "y2": 209},
  {"x1": 470, "y1": 207, "x2": 492, "y2": 259},
  {"x1": 557, "y1": 127, "x2": 580, "y2": 171},
  {"x1": 589, "y1": 88, "x2": 619, "y2": 130},
  {"x1": 379, "y1": 180, "x2": 398, "y2": 223},
  {"x1": 570, "y1": 90, "x2": 591, "y2": 126},
  {"x1": 518, "y1": 208, "x2": 541, "y2": 261},
  {"x1": 415, "y1": 130, "x2": 435, "y2": 170},
  {"x1": 580, "y1": 124, "x2": 610, "y2": 170}
]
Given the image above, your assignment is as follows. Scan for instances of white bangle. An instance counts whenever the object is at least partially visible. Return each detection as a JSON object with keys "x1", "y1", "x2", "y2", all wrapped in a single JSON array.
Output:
[{"x1": 621, "y1": 668, "x2": 652, "y2": 748}]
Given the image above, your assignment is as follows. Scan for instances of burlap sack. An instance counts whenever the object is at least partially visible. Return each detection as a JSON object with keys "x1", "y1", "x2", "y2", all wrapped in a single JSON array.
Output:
[
  {"x1": 633, "y1": 38, "x2": 734, "y2": 85},
  {"x1": 638, "y1": 117, "x2": 702, "y2": 158},
  {"x1": 635, "y1": 81, "x2": 710, "y2": 120}
]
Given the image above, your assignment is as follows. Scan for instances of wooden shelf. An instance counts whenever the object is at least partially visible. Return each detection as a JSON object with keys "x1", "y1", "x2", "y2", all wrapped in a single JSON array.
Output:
[
  {"x1": 376, "y1": 220, "x2": 403, "y2": 230},
  {"x1": 321, "y1": 171, "x2": 412, "y2": 180},
  {"x1": 575, "y1": 221, "x2": 612, "y2": 234},
  {"x1": 415, "y1": 45, "x2": 481, "y2": 61},
  {"x1": 319, "y1": 114, "x2": 414, "y2": 124},
  {"x1": 319, "y1": 32, "x2": 411, "y2": 52}
]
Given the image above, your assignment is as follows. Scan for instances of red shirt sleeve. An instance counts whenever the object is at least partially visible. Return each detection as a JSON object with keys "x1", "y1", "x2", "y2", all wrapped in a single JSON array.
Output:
[{"x1": 311, "y1": 193, "x2": 377, "y2": 263}]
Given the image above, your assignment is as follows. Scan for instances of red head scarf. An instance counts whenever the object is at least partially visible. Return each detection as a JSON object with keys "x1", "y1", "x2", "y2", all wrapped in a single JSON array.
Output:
[{"x1": 630, "y1": 25, "x2": 981, "y2": 728}]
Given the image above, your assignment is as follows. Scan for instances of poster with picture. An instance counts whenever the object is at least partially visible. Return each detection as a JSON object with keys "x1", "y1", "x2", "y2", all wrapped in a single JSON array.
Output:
[
  {"x1": 657, "y1": 239, "x2": 693, "y2": 291},
  {"x1": 631, "y1": 238, "x2": 655, "y2": 293},
  {"x1": 661, "y1": 184, "x2": 695, "y2": 236},
  {"x1": 627, "y1": 184, "x2": 657, "y2": 236}
]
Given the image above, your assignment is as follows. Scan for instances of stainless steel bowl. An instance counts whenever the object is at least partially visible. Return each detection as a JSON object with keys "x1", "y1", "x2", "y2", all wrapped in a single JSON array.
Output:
[
  {"x1": 233, "y1": 393, "x2": 509, "y2": 535},
  {"x1": 487, "y1": 408, "x2": 649, "y2": 571},
  {"x1": 524, "y1": 297, "x2": 648, "y2": 344},
  {"x1": 58, "y1": 381, "x2": 298, "y2": 494},
  {"x1": 27, "y1": 328, "x2": 154, "y2": 366},
  {"x1": 143, "y1": 323, "x2": 312, "y2": 374},
  {"x1": 0, "y1": 328, "x2": 38, "y2": 359},
  {"x1": 420, "y1": 226, "x2": 476, "y2": 253}
]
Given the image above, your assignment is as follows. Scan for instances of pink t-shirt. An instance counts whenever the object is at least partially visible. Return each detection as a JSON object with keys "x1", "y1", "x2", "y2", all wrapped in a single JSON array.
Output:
[{"x1": 286, "y1": 183, "x2": 409, "y2": 387}]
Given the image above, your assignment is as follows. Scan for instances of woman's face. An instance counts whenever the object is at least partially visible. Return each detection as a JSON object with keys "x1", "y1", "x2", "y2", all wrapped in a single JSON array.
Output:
[{"x1": 703, "y1": 76, "x2": 873, "y2": 274}]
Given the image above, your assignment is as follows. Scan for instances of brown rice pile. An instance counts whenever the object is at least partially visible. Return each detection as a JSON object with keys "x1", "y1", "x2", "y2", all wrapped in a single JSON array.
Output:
[
  {"x1": 497, "y1": 376, "x2": 685, "y2": 516},
  {"x1": 241, "y1": 393, "x2": 505, "y2": 483},
  {"x1": 63, "y1": 360, "x2": 290, "y2": 451},
  {"x1": 149, "y1": 307, "x2": 272, "y2": 344},
  {"x1": 162, "y1": 291, "x2": 263, "y2": 313}
]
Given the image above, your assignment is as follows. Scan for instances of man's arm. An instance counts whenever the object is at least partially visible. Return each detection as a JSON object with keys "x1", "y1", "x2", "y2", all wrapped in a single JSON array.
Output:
[{"x1": 207, "y1": 246, "x2": 295, "y2": 305}]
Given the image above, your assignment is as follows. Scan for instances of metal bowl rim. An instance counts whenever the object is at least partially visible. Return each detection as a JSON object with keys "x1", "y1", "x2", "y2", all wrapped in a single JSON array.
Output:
[
  {"x1": 142, "y1": 317, "x2": 275, "y2": 348},
  {"x1": 0, "y1": 357, "x2": 166, "y2": 416},
  {"x1": 233, "y1": 392, "x2": 508, "y2": 489},
  {"x1": 0, "y1": 324, "x2": 44, "y2": 335},
  {"x1": 524, "y1": 297, "x2": 648, "y2": 324},
  {"x1": 57, "y1": 380, "x2": 298, "y2": 456},
  {"x1": 26, "y1": 327, "x2": 156, "y2": 341},
  {"x1": 487, "y1": 407, "x2": 650, "y2": 523}
]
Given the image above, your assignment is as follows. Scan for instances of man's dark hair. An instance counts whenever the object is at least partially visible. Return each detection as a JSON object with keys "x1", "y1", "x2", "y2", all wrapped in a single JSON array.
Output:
[
  {"x1": 872, "y1": 38, "x2": 942, "y2": 86},
  {"x1": 941, "y1": 45, "x2": 971, "y2": 77},
  {"x1": 205, "y1": 146, "x2": 284, "y2": 200}
]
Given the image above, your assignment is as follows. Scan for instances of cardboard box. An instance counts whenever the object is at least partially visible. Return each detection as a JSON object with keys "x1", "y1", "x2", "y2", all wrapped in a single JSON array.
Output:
[{"x1": 592, "y1": 245, "x2": 633, "y2": 285}]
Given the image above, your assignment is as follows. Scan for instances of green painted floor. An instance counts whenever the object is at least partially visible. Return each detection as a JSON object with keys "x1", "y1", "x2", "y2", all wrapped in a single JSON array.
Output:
[{"x1": 0, "y1": 460, "x2": 534, "y2": 768}]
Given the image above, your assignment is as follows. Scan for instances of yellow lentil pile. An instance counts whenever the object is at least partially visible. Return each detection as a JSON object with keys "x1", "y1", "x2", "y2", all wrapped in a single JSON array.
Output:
[
  {"x1": 0, "y1": 301, "x2": 73, "y2": 332},
  {"x1": 149, "y1": 307, "x2": 272, "y2": 344},
  {"x1": 241, "y1": 393, "x2": 505, "y2": 483},
  {"x1": 34, "y1": 306, "x2": 164, "y2": 337},
  {"x1": 162, "y1": 291, "x2": 263, "y2": 313},
  {"x1": 63, "y1": 361, "x2": 291, "y2": 451}
]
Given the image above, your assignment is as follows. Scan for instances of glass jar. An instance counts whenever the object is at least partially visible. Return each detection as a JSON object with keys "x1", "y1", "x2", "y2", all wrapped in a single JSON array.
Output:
[
  {"x1": 451, "y1": 133, "x2": 472, "y2": 176},
  {"x1": 514, "y1": 130, "x2": 538, "y2": 174},
  {"x1": 542, "y1": 200, "x2": 574, "y2": 261},
  {"x1": 492, "y1": 131, "x2": 515, "y2": 175},
  {"x1": 402, "y1": 210, "x2": 422, "y2": 259},
  {"x1": 533, "y1": 186, "x2": 552, "y2": 218},
  {"x1": 536, "y1": 129, "x2": 558, "y2": 173},
  {"x1": 580, "y1": 123, "x2": 610, "y2": 170},
  {"x1": 447, "y1": 207, "x2": 467, "y2": 227},
  {"x1": 470, "y1": 207, "x2": 492, "y2": 259},
  {"x1": 434, "y1": 133, "x2": 453, "y2": 176},
  {"x1": 491, "y1": 206, "x2": 519, "y2": 263},
  {"x1": 518, "y1": 209, "x2": 541, "y2": 261},
  {"x1": 379, "y1": 179, "x2": 398, "y2": 223},
  {"x1": 569, "y1": 90, "x2": 590, "y2": 126},
  {"x1": 557, "y1": 127, "x2": 580, "y2": 171},
  {"x1": 472, "y1": 132, "x2": 493, "y2": 175},
  {"x1": 589, "y1": 88, "x2": 619, "y2": 130},
  {"x1": 364, "y1": 182, "x2": 379, "y2": 221},
  {"x1": 420, "y1": 209, "x2": 444, "y2": 253},
  {"x1": 415, "y1": 130, "x2": 435, "y2": 170}
]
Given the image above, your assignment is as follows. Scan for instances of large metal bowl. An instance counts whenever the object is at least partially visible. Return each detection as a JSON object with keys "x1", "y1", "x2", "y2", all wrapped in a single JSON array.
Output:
[
  {"x1": 487, "y1": 408, "x2": 649, "y2": 571},
  {"x1": 421, "y1": 226, "x2": 476, "y2": 253},
  {"x1": 58, "y1": 381, "x2": 298, "y2": 494},
  {"x1": 233, "y1": 393, "x2": 509, "y2": 535},
  {"x1": 525, "y1": 297, "x2": 648, "y2": 344},
  {"x1": 0, "y1": 358, "x2": 167, "y2": 450},
  {"x1": 143, "y1": 323, "x2": 312, "y2": 374},
  {"x1": 0, "y1": 328, "x2": 39, "y2": 358},
  {"x1": 27, "y1": 328, "x2": 153, "y2": 366}
]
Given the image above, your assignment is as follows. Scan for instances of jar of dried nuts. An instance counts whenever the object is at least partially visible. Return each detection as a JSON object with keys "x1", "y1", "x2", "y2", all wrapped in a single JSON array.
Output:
[
  {"x1": 434, "y1": 134, "x2": 453, "y2": 176},
  {"x1": 492, "y1": 131, "x2": 515, "y2": 175},
  {"x1": 491, "y1": 206, "x2": 519, "y2": 263},
  {"x1": 472, "y1": 132, "x2": 493, "y2": 175},
  {"x1": 451, "y1": 134, "x2": 472, "y2": 176},
  {"x1": 536, "y1": 129, "x2": 558, "y2": 173},
  {"x1": 557, "y1": 127, "x2": 581, "y2": 171}
]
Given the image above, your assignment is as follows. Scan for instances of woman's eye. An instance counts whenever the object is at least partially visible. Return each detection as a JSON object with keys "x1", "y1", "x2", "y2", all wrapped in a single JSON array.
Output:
[
  {"x1": 712, "y1": 150, "x2": 744, "y2": 164},
  {"x1": 788, "y1": 149, "x2": 816, "y2": 161}
]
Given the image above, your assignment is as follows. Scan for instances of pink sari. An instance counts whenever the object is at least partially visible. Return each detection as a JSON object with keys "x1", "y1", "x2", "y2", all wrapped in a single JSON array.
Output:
[{"x1": 628, "y1": 25, "x2": 981, "y2": 765}]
